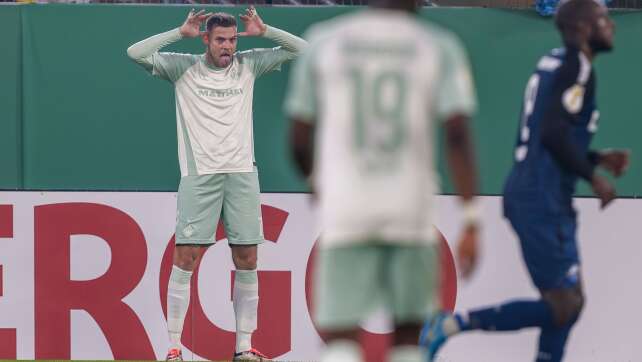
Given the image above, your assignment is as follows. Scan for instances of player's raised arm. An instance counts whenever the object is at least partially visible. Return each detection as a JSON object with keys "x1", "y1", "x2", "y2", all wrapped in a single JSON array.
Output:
[
  {"x1": 126, "y1": 9, "x2": 212, "y2": 72},
  {"x1": 236, "y1": 6, "x2": 307, "y2": 78},
  {"x1": 238, "y1": 6, "x2": 307, "y2": 53}
]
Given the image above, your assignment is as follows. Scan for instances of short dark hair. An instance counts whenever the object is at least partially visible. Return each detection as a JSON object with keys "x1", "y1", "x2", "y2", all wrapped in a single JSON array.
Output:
[
  {"x1": 555, "y1": 0, "x2": 602, "y2": 32},
  {"x1": 206, "y1": 13, "x2": 237, "y2": 32}
]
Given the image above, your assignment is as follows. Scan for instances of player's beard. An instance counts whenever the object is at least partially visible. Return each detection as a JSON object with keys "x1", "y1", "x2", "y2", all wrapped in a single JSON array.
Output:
[
  {"x1": 589, "y1": 29, "x2": 613, "y2": 53},
  {"x1": 589, "y1": 38, "x2": 613, "y2": 53},
  {"x1": 207, "y1": 49, "x2": 233, "y2": 68}
]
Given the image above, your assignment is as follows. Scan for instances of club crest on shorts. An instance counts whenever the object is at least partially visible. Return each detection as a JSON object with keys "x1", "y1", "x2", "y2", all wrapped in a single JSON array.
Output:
[{"x1": 182, "y1": 224, "x2": 196, "y2": 238}]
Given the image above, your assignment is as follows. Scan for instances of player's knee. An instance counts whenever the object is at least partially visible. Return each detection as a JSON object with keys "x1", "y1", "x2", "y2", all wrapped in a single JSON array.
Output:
[
  {"x1": 173, "y1": 245, "x2": 201, "y2": 271},
  {"x1": 174, "y1": 256, "x2": 196, "y2": 271},
  {"x1": 231, "y1": 246, "x2": 258, "y2": 270},
  {"x1": 544, "y1": 289, "x2": 584, "y2": 327}
]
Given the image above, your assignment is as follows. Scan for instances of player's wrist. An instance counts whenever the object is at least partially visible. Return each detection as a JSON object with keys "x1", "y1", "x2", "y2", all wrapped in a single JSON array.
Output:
[
  {"x1": 177, "y1": 26, "x2": 190, "y2": 38},
  {"x1": 590, "y1": 172, "x2": 608, "y2": 188},
  {"x1": 587, "y1": 150, "x2": 603, "y2": 165},
  {"x1": 462, "y1": 199, "x2": 480, "y2": 228},
  {"x1": 262, "y1": 25, "x2": 274, "y2": 37}
]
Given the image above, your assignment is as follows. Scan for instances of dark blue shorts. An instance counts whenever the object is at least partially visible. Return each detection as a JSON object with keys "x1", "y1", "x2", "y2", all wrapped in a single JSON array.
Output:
[{"x1": 504, "y1": 203, "x2": 580, "y2": 291}]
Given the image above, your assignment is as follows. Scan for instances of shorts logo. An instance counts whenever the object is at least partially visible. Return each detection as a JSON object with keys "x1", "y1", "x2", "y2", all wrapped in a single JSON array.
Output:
[
  {"x1": 564, "y1": 263, "x2": 580, "y2": 285},
  {"x1": 183, "y1": 224, "x2": 196, "y2": 238},
  {"x1": 566, "y1": 263, "x2": 580, "y2": 277}
]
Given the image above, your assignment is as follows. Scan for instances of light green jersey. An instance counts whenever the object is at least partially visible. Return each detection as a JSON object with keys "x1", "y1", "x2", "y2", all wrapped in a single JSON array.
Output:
[
  {"x1": 285, "y1": 10, "x2": 477, "y2": 247},
  {"x1": 128, "y1": 26, "x2": 306, "y2": 176}
]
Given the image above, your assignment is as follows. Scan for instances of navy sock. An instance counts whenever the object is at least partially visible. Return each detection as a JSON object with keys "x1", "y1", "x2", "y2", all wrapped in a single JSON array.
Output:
[
  {"x1": 457, "y1": 299, "x2": 555, "y2": 331},
  {"x1": 536, "y1": 313, "x2": 579, "y2": 362},
  {"x1": 536, "y1": 324, "x2": 572, "y2": 362}
]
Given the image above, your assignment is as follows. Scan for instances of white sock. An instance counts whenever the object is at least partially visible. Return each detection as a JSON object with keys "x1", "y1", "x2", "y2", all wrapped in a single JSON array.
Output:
[
  {"x1": 389, "y1": 345, "x2": 428, "y2": 362},
  {"x1": 321, "y1": 340, "x2": 363, "y2": 362},
  {"x1": 234, "y1": 269, "x2": 258, "y2": 353},
  {"x1": 167, "y1": 265, "x2": 193, "y2": 349}
]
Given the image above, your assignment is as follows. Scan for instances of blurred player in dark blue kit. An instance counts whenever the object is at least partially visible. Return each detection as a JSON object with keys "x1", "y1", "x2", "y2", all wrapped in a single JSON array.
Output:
[{"x1": 421, "y1": 0, "x2": 630, "y2": 361}]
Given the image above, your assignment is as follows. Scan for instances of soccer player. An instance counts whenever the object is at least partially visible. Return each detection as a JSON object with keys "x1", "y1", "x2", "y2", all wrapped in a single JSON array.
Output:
[
  {"x1": 127, "y1": 7, "x2": 306, "y2": 362},
  {"x1": 422, "y1": 1, "x2": 629, "y2": 361},
  {"x1": 285, "y1": 0, "x2": 480, "y2": 361}
]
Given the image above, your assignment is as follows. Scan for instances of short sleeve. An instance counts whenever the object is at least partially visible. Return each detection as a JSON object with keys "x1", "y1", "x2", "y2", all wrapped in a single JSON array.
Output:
[
  {"x1": 240, "y1": 47, "x2": 296, "y2": 78},
  {"x1": 283, "y1": 43, "x2": 317, "y2": 122},
  {"x1": 551, "y1": 51, "x2": 590, "y2": 118},
  {"x1": 151, "y1": 52, "x2": 199, "y2": 83},
  {"x1": 434, "y1": 34, "x2": 477, "y2": 121}
]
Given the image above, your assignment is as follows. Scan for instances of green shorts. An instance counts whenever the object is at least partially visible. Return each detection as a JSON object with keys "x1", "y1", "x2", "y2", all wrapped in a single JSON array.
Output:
[
  {"x1": 175, "y1": 170, "x2": 264, "y2": 246},
  {"x1": 314, "y1": 243, "x2": 439, "y2": 331}
]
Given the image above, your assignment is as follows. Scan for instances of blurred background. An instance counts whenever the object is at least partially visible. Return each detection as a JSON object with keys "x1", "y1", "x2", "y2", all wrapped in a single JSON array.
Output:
[
  {"x1": 2, "y1": 0, "x2": 642, "y2": 10},
  {"x1": 1, "y1": 1, "x2": 641, "y2": 361}
]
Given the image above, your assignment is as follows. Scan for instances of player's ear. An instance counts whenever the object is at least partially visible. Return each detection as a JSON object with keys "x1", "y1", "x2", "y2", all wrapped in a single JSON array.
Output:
[{"x1": 202, "y1": 31, "x2": 210, "y2": 45}]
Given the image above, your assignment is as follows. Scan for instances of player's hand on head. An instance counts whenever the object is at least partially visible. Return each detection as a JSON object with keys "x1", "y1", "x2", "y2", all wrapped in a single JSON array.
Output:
[
  {"x1": 591, "y1": 174, "x2": 616, "y2": 209},
  {"x1": 599, "y1": 149, "x2": 630, "y2": 177},
  {"x1": 457, "y1": 224, "x2": 479, "y2": 280},
  {"x1": 180, "y1": 9, "x2": 213, "y2": 38},
  {"x1": 238, "y1": 6, "x2": 267, "y2": 37}
]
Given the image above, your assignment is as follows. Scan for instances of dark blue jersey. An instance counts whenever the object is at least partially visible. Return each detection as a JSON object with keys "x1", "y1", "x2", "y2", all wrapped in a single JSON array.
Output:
[{"x1": 504, "y1": 47, "x2": 599, "y2": 216}]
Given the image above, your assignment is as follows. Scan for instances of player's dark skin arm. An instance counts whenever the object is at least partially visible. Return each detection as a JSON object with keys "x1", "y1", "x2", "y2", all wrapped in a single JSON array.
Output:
[
  {"x1": 549, "y1": 0, "x2": 629, "y2": 208},
  {"x1": 537, "y1": 46, "x2": 619, "y2": 209},
  {"x1": 540, "y1": 110, "x2": 596, "y2": 181},
  {"x1": 540, "y1": 105, "x2": 616, "y2": 208},
  {"x1": 444, "y1": 115, "x2": 477, "y2": 202},
  {"x1": 290, "y1": 119, "x2": 315, "y2": 178},
  {"x1": 444, "y1": 114, "x2": 479, "y2": 278}
]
